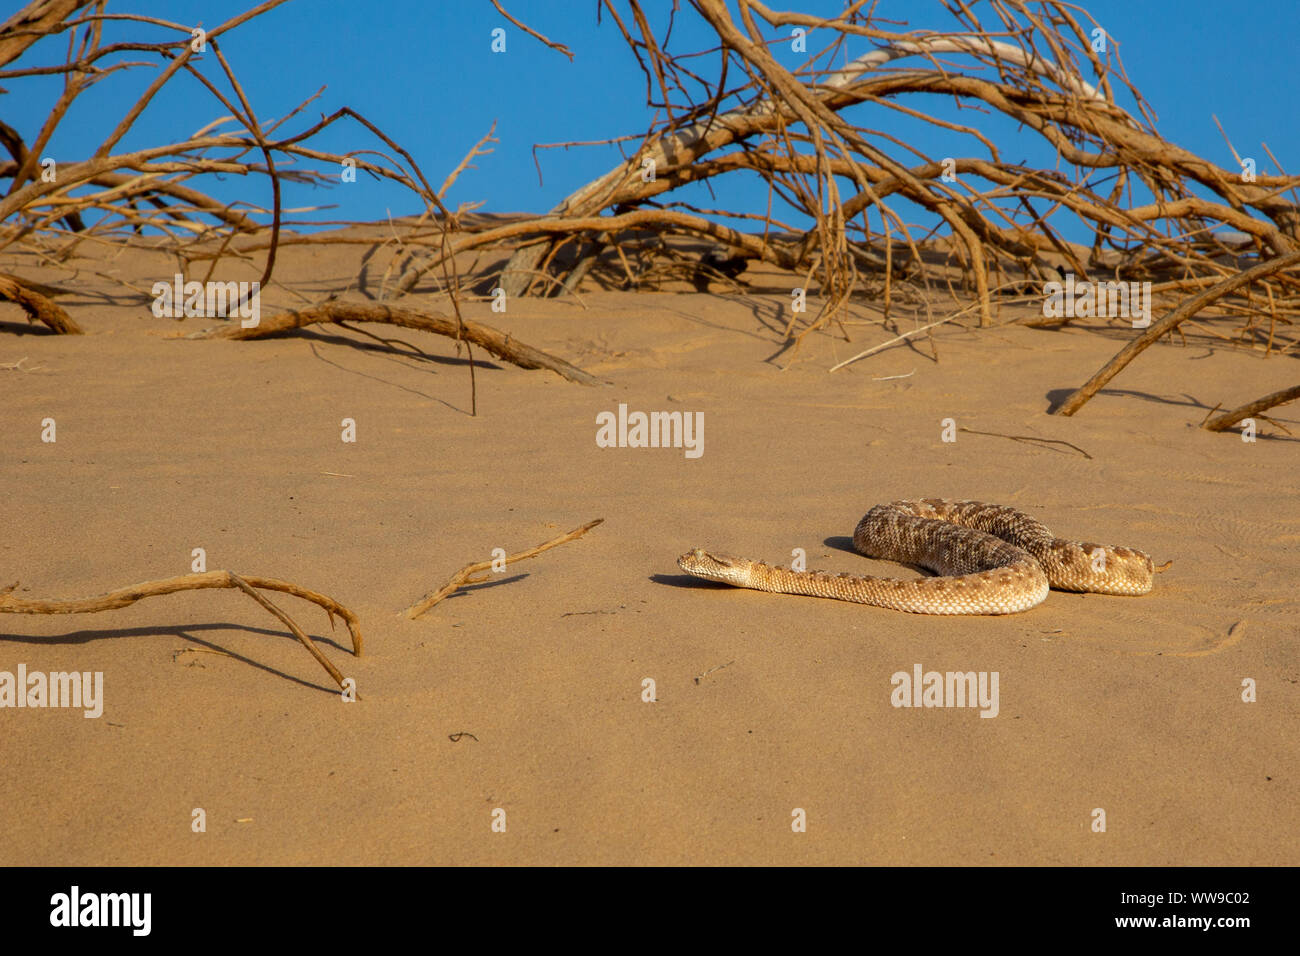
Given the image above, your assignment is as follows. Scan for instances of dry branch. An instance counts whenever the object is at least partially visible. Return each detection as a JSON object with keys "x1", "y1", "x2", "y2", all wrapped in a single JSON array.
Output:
[
  {"x1": 0, "y1": 570, "x2": 362, "y2": 691},
  {"x1": 0, "y1": 1, "x2": 97, "y2": 68},
  {"x1": 184, "y1": 301, "x2": 606, "y2": 386},
  {"x1": 957, "y1": 426, "x2": 1092, "y2": 459},
  {"x1": 488, "y1": 0, "x2": 574, "y2": 61},
  {"x1": 438, "y1": 120, "x2": 498, "y2": 199},
  {"x1": 0, "y1": 2, "x2": 444, "y2": 302},
  {"x1": 0, "y1": 274, "x2": 81, "y2": 333},
  {"x1": 403, "y1": 518, "x2": 604, "y2": 620},
  {"x1": 1053, "y1": 250, "x2": 1300, "y2": 416},
  {"x1": 225, "y1": 572, "x2": 347, "y2": 689},
  {"x1": 1202, "y1": 384, "x2": 1300, "y2": 433}
]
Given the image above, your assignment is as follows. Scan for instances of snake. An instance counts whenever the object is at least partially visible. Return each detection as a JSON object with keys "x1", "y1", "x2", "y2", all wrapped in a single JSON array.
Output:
[{"x1": 677, "y1": 498, "x2": 1154, "y2": 615}]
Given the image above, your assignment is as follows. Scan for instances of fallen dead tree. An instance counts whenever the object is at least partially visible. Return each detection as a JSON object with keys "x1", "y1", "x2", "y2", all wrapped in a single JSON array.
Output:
[
  {"x1": 384, "y1": 0, "x2": 1297, "y2": 406},
  {"x1": 0, "y1": 0, "x2": 610, "y2": 403},
  {"x1": 426, "y1": 1, "x2": 1299, "y2": 350},
  {"x1": 3, "y1": 1, "x2": 1297, "y2": 422}
]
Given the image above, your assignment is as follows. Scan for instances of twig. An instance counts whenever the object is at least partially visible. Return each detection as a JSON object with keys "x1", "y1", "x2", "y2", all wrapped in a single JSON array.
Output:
[
  {"x1": 829, "y1": 316, "x2": 956, "y2": 372},
  {"x1": 0, "y1": 569, "x2": 362, "y2": 691},
  {"x1": 694, "y1": 660, "x2": 735, "y2": 684},
  {"x1": 404, "y1": 518, "x2": 604, "y2": 619},
  {"x1": 173, "y1": 647, "x2": 235, "y2": 662},
  {"x1": 1202, "y1": 384, "x2": 1300, "y2": 432},
  {"x1": 438, "y1": 121, "x2": 498, "y2": 199},
  {"x1": 957, "y1": 426, "x2": 1093, "y2": 459},
  {"x1": 226, "y1": 572, "x2": 347, "y2": 690},
  {"x1": 487, "y1": 0, "x2": 574, "y2": 60},
  {"x1": 0, "y1": 355, "x2": 47, "y2": 371}
]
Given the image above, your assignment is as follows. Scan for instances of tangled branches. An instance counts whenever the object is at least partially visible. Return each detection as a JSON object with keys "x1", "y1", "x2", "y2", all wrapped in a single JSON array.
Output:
[
  {"x1": 0, "y1": 1, "x2": 604, "y2": 399},
  {"x1": 2, "y1": 1, "x2": 1297, "y2": 407},
  {"x1": 456, "y1": 0, "x2": 1300, "y2": 360},
  {"x1": 0, "y1": 0, "x2": 454, "y2": 270}
]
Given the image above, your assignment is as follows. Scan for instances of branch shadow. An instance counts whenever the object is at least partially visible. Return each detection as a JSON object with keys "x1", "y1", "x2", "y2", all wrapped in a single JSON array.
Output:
[
  {"x1": 295, "y1": 325, "x2": 496, "y2": 371},
  {"x1": 0, "y1": 620, "x2": 353, "y2": 696},
  {"x1": 1045, "y1": 386, "x2": 1300, "y2": 440},
  {"x1": 0, "y1": 317, "x2": 60, "y2": 336},
  {"x1": 304, "y1": 339, "x2": 473, "y2": 413},
  {"x1": 432, "y1": 573, "x2": 529, "y2": 601},
  {"x1": 1045, "y1": 385, "x2": 1206, "y2": 414}
]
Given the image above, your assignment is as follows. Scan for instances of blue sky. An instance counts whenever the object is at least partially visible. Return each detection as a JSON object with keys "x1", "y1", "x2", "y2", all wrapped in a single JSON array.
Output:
[{"x1": 5, "y1": 0, "x2": 1294, "y2": 243}]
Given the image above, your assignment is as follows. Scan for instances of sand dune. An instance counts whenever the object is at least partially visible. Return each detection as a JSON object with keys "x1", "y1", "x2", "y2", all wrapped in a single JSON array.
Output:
[{"x1": 1, "y1": 233, "x2": 1295, "y2": 865}]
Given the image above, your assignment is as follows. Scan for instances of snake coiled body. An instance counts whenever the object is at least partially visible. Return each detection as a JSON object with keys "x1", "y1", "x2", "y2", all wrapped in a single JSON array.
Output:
[{"x1": 677, "y1": 499, "x2": 1154, "y2": 615}]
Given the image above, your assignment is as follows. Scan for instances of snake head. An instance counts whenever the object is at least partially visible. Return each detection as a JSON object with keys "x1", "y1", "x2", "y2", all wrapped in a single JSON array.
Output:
[
  {"x1": 1097, "y1": 546, "x2": 1156, "y2": 595},
  {"x1": 1074, "y1": 543, "x2": 1156, "y2": 595},
  {"x1": 677, "y1": 549, "x2": 750, "y2": 586}
]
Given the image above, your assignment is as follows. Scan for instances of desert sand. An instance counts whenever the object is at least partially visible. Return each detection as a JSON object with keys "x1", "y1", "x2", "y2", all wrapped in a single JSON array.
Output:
[{"x1": 1, "y1": 230, "x2": 1296, "y2": 866}]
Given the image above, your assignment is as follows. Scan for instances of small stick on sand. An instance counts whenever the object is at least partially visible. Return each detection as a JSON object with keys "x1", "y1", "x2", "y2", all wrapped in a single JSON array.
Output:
[
  {"x1": 225, "y1": 572, "x2": 347, "y2": 690},
  {"x1": 1201, "y1": 384, "x2": 1300, "y2": 433},
  {"x1": 694, "y1": 660, "x2": 735, "y2": 684},
  {"x1": 828, "y1": 316, "x2": 957, "y2": 372},
  {"x1": 0, "y1": 570, "x2": 362, "y2": 690},
  {"x1": 404, "y1": 518, "x2": 604, "y2": 620},
  {"x1": 0, "y1": 356, "x2": 47, "y2": 371},
  {"x1": 957, "y1": 426, "x2": 1093, "y2": 459}
]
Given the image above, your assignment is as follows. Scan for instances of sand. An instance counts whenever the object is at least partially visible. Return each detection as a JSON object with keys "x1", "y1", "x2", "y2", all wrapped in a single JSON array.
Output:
[{"x1": 1, "y1": 231, "x2": 1296, "y2": 865}]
